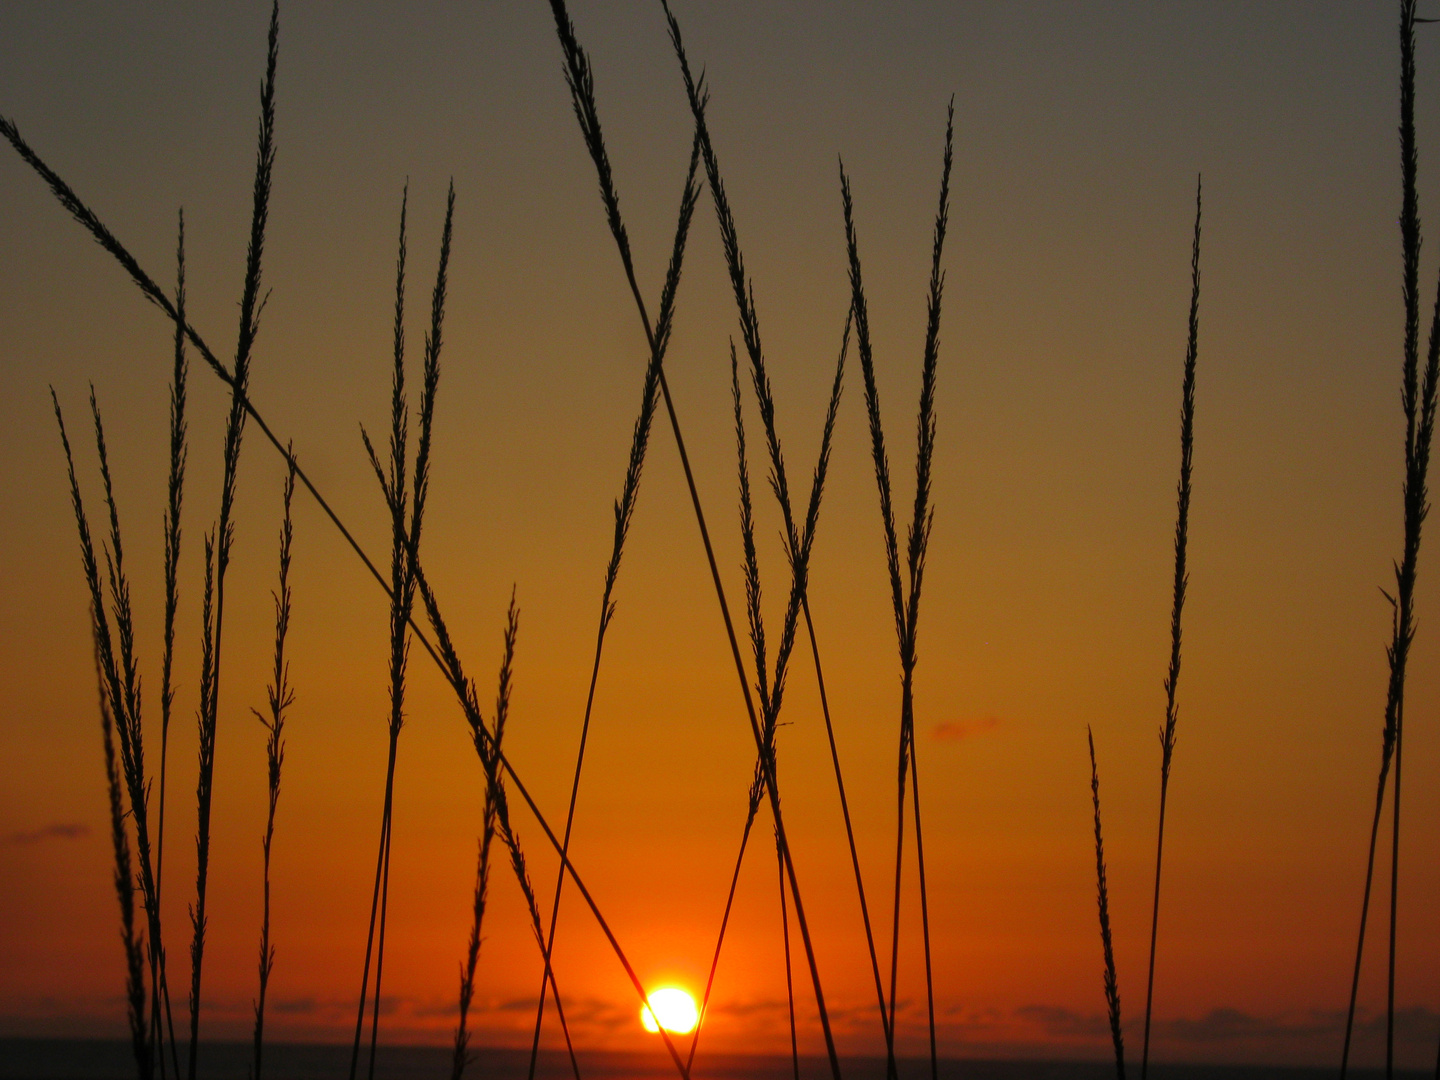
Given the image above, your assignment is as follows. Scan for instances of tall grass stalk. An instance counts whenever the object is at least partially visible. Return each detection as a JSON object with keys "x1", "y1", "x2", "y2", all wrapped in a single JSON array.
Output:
[
  {"x1": 525, "y1": 131, "x2": 702, "y2": 1080},
  {"x1": 349, "y1": 184, "x2": 411, "y2": 1080},
  {"x1": 251, "y1": 453, "x2": 296, "y2": 1080},
  {"x1": 152, "y1": 208, "x2": 188, "y2": 1080},
  {"x1": 94, "y1": 385, "x2": 168, "y2": 1080},
  {"x1": 839, "y1": 99, "x2": 953, "y2": 1080},
  {"x1": 351, "y1": 181, "x2": 453, "y2": 1080},
  {"x1": 1139, "y1": 177, "x2": 1202, "y2": 1080},
  {"x1": 1341, "y1": 5, "x2": 1440, "y2": 1076},
  {"x1": 546, "y1": 1, "x2": 776, "y2": 877},
  {"x1": 1089, "y1": 728, "x2": 1125, "y2": 1080},
  {"x1": 188, "y1": 8, "x2": 277, "y2": 1075},
  {"x1": 53, "y1": 394, "x2": 152, "y2": 1080}
]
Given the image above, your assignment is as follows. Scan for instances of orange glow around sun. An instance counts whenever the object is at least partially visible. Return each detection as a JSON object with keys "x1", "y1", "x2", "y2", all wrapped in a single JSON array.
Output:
[{"x1": 640, "y1": 987, "x2": 699, "y2": 1035}]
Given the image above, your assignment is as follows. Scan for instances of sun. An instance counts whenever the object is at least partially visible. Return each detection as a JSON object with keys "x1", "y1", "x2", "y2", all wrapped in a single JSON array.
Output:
[{"x1": 640, "y1": 987, "x2": 699, "y2": 1035}]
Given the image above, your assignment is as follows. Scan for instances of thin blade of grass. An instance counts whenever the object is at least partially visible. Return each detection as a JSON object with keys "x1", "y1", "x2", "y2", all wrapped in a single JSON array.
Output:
[
  {"x1": 1089, "y1": 728, "x2": 1126, "y2": 1080},
  {"x1": 152, "y1": 208, "x2": 187, "y2": 1080},
  {"x1": 1140, "y1": 175, "x2": 1202, "y2": 1080},
  {"x1": 251, "y1": 454, "x2": 295, "y2": 1080},
  {"x1": 188, "y1": 9, "x2": 277, "y2": 1074}
]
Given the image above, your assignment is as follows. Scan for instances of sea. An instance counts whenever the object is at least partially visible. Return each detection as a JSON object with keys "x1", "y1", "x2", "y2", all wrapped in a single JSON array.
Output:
[{"x1": 0, "y1": 1043, "x2": 1426, "y2": 1080}]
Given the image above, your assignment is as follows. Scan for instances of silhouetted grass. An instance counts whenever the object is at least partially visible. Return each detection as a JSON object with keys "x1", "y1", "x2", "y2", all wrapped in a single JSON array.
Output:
[
  {"x1": 1139, "y1": 177, "x2": 1202, "y2": 1080},
  {"x1": 657, "y1": 5, "x2": 848, "y2": 1073},
  {"x1": 1088, "y1": 728, "x2": 1125, "y2": 1080},
  {"x1": 687, "y1": 319, "x2": 848, "y2": 1075},
  {"x1": 1340, "y1": 5, "x2": 1440, "y2": 1078},
  {"x1": 54, "y1": 382, "x2": 182, "y2": 1078},
  {"x1": 451, "y1": 733, "x2": 503, "y2": 1080},
  {"x1": 351, "y1": 180, "x2": 453, "y2": 1080},
  {"x1": 839, "y1": 99, "x2": 954, "y2": 1080},
  {"x1": 14, "y1": 10, "x2": 670, "y2": 1076},
  {"x1": 451, "y1": 590, "x2": 521, "y2": 1080},
  {"x1": 15, "y1": 73, "x2": 655, "y2": 1080},
  {"x1": 188, "y1": 8, "x2": 277, "y2": 1076},
  {"x1": 152, "y1": 209, "x2": 187, "y2": 1080},
  {"x1": 413, "y1": 574, "x2": 584, "y2": 1080},
  {"x1": 250, "y1": 452, "x2": 296, "y2": 1080},
  {"x1": 53, "y1": 393, "x2": 153, "y2": 1080}
]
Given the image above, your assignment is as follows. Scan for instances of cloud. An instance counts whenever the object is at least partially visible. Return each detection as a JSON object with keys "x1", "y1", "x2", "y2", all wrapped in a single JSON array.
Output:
[
  {"x1": 1014, "y1": 1004, "x2": 1109, "y2": 1039},
  {"x1": 931, "y1": 716, "x2": 1001, "y2": 742},
  {"x1": 3, "y1": 822, "x2": 89, "y2": 845}
]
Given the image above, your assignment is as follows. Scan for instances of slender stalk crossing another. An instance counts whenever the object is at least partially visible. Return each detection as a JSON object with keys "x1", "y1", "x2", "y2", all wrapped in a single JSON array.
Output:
[{"x1": 452, "y1": 593, "x2": 522, "y2": 1080}]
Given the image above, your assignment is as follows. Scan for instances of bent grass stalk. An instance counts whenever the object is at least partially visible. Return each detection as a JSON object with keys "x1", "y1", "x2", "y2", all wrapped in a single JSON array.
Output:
[
  {"x1": 1089, "y1": 728, "x2": 1125, "y2": 1080},
  {"x1": 251, "y1": 453, "x2": 296, "y2": 1080},
  {"x1": 1139, "y1": 176, "x2": 1202, "y2": 1080}
]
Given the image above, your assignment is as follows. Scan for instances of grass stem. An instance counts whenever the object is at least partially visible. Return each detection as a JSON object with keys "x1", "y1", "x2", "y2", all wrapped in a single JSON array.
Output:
[
  {"x1": 1139, "y1": 174, "x2": 1202, "y2": 1080},
  {"x1": 250, "y1": 453, "x2": 295, "y2": 1080},
  {"x1": 1089, "y1": 728, "x2": 1125, "y2": 1080}
]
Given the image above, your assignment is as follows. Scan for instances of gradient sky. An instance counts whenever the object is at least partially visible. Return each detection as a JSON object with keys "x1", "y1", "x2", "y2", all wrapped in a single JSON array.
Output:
[{"x1": 4, "y1": 0, "x2": 1440, "y2": 1070}]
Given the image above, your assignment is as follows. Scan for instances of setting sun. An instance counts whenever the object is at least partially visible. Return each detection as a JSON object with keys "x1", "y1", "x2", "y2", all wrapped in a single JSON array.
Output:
[{"x1": 639, "y1": 988, "x2": 699, "y2": 1035}]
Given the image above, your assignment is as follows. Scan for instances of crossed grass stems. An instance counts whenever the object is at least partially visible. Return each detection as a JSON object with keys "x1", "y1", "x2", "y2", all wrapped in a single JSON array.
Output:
[
  {"x1": 12, "y1": 0, "x2": 963, "y2": 1077},
  {"x1": 36, "y1": 2, "x2": 1436, "y2": 1077}
]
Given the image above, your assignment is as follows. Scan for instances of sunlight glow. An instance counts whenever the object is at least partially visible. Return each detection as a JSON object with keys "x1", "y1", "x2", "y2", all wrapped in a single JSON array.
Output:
[{"x1": 640, "y1": 987, "x2": 699, "y2": 1034}]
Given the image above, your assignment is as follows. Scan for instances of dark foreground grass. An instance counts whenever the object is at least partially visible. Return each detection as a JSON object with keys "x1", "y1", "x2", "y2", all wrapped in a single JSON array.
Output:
[
  {"x1": 22, "y1": 3, "x2": 1440, "y2": 1079},
  {"x1": 1140, "y1": 178, "x2": 1202, "y2": 1080},
  {"x1": 1340, "y1": 5, "x2": 1440, "y2": 1079}
]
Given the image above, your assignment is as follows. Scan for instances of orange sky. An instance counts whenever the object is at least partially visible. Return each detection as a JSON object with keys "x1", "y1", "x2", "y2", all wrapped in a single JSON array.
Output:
[{"x1": 4, "y1": 1, "x2": 1440, "y2": 1071}]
